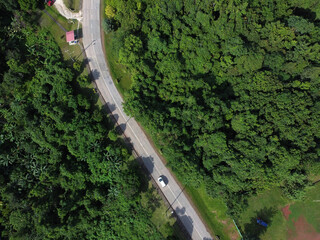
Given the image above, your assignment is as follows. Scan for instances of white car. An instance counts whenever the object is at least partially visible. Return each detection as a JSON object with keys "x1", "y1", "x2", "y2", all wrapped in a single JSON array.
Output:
[{"x1": 158, "y1": 176, "x2": 166, "y2": 187}]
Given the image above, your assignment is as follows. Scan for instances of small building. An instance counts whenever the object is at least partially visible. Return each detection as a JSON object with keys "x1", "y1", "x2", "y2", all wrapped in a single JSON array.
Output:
[
  {"x1": 47, "y1": 0, "x2": 54, "y2": 6},
  {"x1": 66, "y1": 31, "x2": 78, "y2": 45}
]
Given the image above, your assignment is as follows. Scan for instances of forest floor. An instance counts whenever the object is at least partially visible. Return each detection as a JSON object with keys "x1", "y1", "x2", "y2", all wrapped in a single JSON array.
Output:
[{"x1": 238, "y1": 184, "x2": 320, "y2": 240}]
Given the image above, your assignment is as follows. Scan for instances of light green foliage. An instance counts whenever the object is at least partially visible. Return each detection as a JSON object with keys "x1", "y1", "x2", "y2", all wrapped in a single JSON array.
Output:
[
  {"x1": 76, "y1": 74, "x2": 89, "y2": 87},
  {"x1": 108, "y1": 129, "x2": 119, "y2": 141},
  {"x1": 105, "y1": 5, "x2": 116, "y2": 18},
  {"x1": 119, "y1": 34, "x2": 143, "y2": 64},
  {"x1": 73, "y1": 61, "x2": 81, "y2": 72}
]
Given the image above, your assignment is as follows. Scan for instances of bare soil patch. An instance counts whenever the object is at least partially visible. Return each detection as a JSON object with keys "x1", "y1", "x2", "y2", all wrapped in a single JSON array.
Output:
[
  {"x1": 282, "y1": 204, "x2": 291, "y2": 220},
  {"x1": 288, "y1": 216, "x2": 320, "y2": 240}
]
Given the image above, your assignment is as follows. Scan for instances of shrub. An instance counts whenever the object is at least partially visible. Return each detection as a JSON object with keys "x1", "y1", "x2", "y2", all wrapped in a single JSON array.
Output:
[
  {"x1": 105, "y1": 5, "x2": 115, "y2": 18},
  {"x1": 102, "y1": 18, "x2": 115, "y2": 33}
]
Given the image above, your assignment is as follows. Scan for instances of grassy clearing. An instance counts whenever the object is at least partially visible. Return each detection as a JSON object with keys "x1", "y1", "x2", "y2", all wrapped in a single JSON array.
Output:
[
  {"x1": 39, "y1": 6, "x2": 82, "y2": 62},
  {"x1": 237, "y1": 184, "x2": 320, "y2": 240},
  {"x1": 185, "y1": 185, "x2": 240, "y2": 240},
  {"x1": 140, "y1": 182, "x2": 185, "y2": 239},
  {"x1": 238, "y1": 188, "x2": 289, "y2": 240},
  {"x1": 63, "y1": 0, "x2": 81, "y2": 12},
  {"x1": 289, "y1": 184, "x2": 320, "y2": 232}
]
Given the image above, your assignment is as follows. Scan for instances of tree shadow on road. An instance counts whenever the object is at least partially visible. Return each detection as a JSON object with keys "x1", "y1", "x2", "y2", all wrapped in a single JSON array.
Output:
[
  {"x1": 174, "y1": 207, "x2": 193, "y2": 239},
  {"x1": 91, "y1": 69, "x2": 100, "y2": 80},
  {"x1": 130, "y1": 155, "x2": 155, "y2": 193}
]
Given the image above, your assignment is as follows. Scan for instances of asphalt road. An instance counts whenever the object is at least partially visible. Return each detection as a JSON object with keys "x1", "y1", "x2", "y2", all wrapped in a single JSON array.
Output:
[{"x1": 82, "y1": 1, "x2": 213, "y2": 239}]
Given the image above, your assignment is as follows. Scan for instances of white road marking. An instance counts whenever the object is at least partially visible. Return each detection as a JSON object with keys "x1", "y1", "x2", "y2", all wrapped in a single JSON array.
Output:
[
  {"x1": 91, "y1": 38, "x2": 205, "y2": 240},
  {"x1": 82, "y1": 2, "x2": 211, "y2": 239}
]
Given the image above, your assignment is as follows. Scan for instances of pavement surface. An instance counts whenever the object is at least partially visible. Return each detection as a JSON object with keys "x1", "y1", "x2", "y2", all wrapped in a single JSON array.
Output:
[
  {"x1": 79, "y1": 1, "x2": 213, "y2": 239},
  {"x1": 54, "y1": 0, "x2": 83, "y2": 21}
]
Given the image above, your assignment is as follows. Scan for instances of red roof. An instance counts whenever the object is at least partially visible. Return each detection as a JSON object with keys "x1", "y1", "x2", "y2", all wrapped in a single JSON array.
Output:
[{"x1": 66, "y1": 31, "x2": 75, "y2": 42}]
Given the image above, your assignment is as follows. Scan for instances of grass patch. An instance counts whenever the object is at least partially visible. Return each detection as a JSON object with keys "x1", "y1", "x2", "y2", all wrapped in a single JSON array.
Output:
[
  {"x1": 101, "y1": 1, "x2": 132, "y2": 95},
  {"x1": 103, "y1": 33, "x2": 132, "y2": 94},
  {"x1": 141, "y1": 182, "x2": 185, "y2": 239},
  {"x1": 63, "y1": 0, "x2": 81, "y2": 12},
  {"x1": 305, "y1": 161, "x2": 320, "y2": 183},
  {"x1": 238, "y1": 184, "x2": 320, "y2": 240},
  {"x1": 289, "y1": 184, "x2": 320, "y2": 232},
  {"x1": 185, "y1": 185, "x2": 240, "y2": 240},
  {"x1": 39, "y1": 6, "x2": 82, "y2": 62},
  {"x1": 238, "y1": 188, "x2": 289, "y2": 240}
]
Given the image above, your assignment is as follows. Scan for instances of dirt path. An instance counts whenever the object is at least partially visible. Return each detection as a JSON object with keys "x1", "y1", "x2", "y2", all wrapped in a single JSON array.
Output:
[
  {"x1": 54, "y1": 0, "x2": 82, "y2": 21},
  {"x1": 288, "y1": 216, "x2": 320, "y2": 240},
  {"x1": 282, "y1": 205, "x2": 291, "y2": 220}
]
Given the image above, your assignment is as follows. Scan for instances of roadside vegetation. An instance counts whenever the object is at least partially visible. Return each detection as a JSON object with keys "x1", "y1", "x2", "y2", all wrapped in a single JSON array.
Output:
[
  {"x1": 39, "y1": 5, "x2": 82, "y2": 62},
  {"x1": 102, "y1": 0, "x2": 132, "y2": 95},
  {"x1": 63, "y1": 0, "x2": 81, "y2": 12},
  {"x1": 0, "y1": 1, "x2": 179, "y2": 239},
  {"x1": 185, "y1": 184, "x2": 239, "y2": 240},
  {"x1": 104, "y1": 32, "x2": 133, "y2": 95},
  {"x1": 102, "y1": 0, "x2": 320, "y2": 238},
  {"x1": 140, "y1": 181, "x2": 186, "y2": 239}
]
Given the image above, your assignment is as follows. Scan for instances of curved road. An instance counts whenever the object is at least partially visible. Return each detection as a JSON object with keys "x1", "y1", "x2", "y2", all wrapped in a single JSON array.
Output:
[{"x1": 82, "y1": 1, "x2": 213, "y2": 239}]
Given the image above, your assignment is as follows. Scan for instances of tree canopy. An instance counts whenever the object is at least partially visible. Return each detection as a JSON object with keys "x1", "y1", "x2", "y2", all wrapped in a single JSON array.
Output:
[
  {"x1": 0, "y1": 4, "x2": 164, "y2": 239},
  {"x1": 106, "y1": 0, "x2": 320, "y2": 212}
]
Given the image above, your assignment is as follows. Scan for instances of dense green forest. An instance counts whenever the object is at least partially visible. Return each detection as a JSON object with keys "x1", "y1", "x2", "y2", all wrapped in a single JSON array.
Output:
[
  {"x1": 105, "y1": 0, "x2": 320, "y2": 214},
  {"x1": 0, "y1": 2, "x2": 165, "y2": 239}
]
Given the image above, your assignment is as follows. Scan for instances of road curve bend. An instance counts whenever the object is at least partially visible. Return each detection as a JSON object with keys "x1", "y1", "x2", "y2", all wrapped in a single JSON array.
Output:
[{"x1": 82, "y1": 1, "x2": 213, "y2": 239}]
